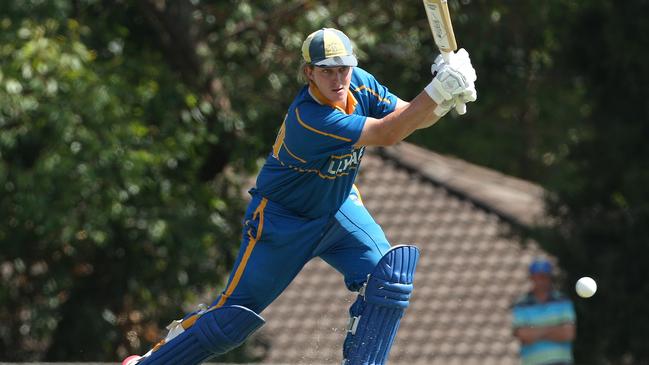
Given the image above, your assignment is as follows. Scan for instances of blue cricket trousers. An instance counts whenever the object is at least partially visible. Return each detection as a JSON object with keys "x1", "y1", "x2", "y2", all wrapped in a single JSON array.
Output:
[{"x1": 210, "y1": 188, "x2": 391, "y2": 314}]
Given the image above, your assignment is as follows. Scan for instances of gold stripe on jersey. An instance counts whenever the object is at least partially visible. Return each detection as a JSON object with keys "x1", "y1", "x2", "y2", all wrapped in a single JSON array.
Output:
[
  {"x1": 295, "y1": 107, "x2": 352, "y2": 142},
  {"x1": 272, "y1": 119, "x2": 286, "y2": 158},
  {"x1": 353, "y1": 85, "x2": 393, "y2": 104},
  {"x1": 282, "y1": 141, "x2": 307, "y2": 163},
  {"x1": 272, "y1": 116, "x2": 307, "y2": 163},
  {"x1": 274, "y1": 158, "x2": 358, "y2": 180},
  {"x1": 331, "y1": 152, "x2": 353, "y2": 159}
]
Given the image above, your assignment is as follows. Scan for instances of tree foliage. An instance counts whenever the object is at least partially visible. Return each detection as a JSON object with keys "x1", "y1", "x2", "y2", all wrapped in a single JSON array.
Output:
[
  {"x1": 0, "y1": 0, "x2": 647, "y2": 363},
  {"x1": 537, "y1": 1, "x2": 649, "y2": 364},
  {"x1": 0, "y1": 1, "x2": 248, "y2": 361}
]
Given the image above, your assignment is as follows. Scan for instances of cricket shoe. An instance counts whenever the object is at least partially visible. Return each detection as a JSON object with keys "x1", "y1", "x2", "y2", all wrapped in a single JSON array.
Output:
[{"x1": 121, "y1": 355, "x2": 141, "y2": 365}]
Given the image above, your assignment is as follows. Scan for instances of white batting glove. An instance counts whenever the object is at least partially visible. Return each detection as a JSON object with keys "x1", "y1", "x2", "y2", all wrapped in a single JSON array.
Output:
[
  {"x1": 427, "y1": 48, "x2": 477, "y2": 116},
  {"x1": 430, "y1": 49, "x2": 477, "y2": 83},
  {"x1": 449, "y1": 48, "x2": 477, "y2": 115},
  {"x1": 432, "y1": 86, "x2": 476, "y2": 117},
  {"x1": 425, "y1": 64, "x2": 469, "y2": 116},
  {"x1": 449, "y1": 49, "x2": 477, "y2": 83},
  {"x1": 434, "y1": 98, "x2": 457, "y2": 118},
  {"x1": 430, "y1": 53, "x2": 446, "y2": 76},
  {"x1": 454, "y1": 82, "x2": 477, "y2": 115}
]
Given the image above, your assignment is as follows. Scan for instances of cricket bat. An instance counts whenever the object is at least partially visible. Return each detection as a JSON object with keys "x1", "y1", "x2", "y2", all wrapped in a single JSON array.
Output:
[{"x1": 422, "y1": 0, "x2": 466, "y2": 114}]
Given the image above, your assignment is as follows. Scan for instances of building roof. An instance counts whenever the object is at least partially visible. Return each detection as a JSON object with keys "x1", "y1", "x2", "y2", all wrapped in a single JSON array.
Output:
[{"x1": 254, "y1": 143, "x2": 549, "y2": 365}]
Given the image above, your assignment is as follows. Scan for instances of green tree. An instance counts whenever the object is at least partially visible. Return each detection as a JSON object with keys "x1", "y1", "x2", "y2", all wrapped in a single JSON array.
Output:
[
  {"x1": 0, "y1": 1, "x2": 249, "y2": 361},
  {"x1": 538, "y1": 0, "x2": 649, "y2": 363}
]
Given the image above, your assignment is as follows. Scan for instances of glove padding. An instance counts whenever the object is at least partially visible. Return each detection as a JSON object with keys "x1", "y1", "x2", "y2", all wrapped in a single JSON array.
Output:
[
  {"x1": 431, "y1": 98, "x2": 456, "y2": 118},
  {"x1": 426, "y1": 48, "x2": 477, "y2": 116},
  {"x1": 425, "y1": 64, "x2": 469, "y2": 110},
  {"x1": 432, "y1": 49, "x2": 477, "y2": 83},
  {"x1": 454, "y1": 83, "x2": 477, "y2": 114},
  {"x1": 431, "y1": 86, "x2": 477, "y2": 117}
]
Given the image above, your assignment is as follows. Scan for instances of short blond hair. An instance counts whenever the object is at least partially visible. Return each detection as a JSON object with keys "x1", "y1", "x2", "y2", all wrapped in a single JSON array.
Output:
[{"x1": 297, "y1": 61, "x2": 313, "y2": 84}]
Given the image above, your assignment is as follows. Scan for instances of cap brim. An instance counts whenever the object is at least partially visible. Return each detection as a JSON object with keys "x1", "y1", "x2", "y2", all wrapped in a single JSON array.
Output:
[{"x1": 312, "y1": 55, "x2": 358, "y2": 67}]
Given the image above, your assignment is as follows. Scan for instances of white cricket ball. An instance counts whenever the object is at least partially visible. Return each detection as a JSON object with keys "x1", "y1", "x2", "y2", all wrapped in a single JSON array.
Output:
[{"x1": 576, "y1": 277, "x2": 597, "y2": 298}]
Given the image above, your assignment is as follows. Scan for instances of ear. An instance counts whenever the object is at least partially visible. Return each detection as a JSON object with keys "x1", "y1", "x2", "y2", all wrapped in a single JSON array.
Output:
[{"x1": 304, "y1": 65, "x2": 315, "y2": 82}]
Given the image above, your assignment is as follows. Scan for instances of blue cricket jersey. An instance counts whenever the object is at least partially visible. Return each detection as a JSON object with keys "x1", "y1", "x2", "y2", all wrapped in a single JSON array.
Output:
[
  {"x1": 253, "y1": 67, "x2": 398, "y2": 218},
  {"x1": 512, "y1": 291, "x2": 576, "y2": 365}
]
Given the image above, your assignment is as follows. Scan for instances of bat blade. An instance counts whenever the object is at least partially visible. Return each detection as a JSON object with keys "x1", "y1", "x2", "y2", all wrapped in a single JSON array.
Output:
[{"x1": 422, "y1": 0, "x2": 457, "y2": 55}]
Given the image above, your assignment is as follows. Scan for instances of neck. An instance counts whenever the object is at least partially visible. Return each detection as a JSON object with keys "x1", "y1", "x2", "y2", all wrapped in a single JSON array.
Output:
[{"x1": 308, "y1": 82, "x2": 353, "y2": 113}]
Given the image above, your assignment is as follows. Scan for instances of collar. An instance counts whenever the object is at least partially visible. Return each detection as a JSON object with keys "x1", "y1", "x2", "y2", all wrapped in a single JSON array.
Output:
[{"x1": 308, "y1": 82, "x2": 358, "y2": 115}]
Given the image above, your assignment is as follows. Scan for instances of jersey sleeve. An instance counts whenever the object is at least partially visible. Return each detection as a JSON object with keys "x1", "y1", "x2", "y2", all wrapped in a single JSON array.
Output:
[
  {"x1": 352, "y1": 67, "x2": 399, "y2": 119},
  {"x1": 283, "y1": 102, "x2": 366, "y2": 160}
]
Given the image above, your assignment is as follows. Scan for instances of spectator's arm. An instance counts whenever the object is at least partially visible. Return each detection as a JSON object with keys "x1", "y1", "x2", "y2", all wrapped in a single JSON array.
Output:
[
  {"x1": 513, "y1": 326, "x2": 545, "y2": 345},
  {"x1": 542, "y1": 323, "x2": 576, "y2": 342},
  {"x1": 514, "y1": 323, "x2": 575, "y2": 344}
]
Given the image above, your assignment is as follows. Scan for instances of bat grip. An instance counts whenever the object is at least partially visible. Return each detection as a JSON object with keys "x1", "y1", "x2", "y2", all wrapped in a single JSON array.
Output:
[{"x1": 441, "y1": 50, "x2": 452, "y2": 63}]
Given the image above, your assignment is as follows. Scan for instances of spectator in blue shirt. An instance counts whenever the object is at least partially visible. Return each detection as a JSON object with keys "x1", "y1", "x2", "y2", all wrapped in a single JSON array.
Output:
[{"x1": 512, "y1": 259, "x2": 576, "y2": 365}]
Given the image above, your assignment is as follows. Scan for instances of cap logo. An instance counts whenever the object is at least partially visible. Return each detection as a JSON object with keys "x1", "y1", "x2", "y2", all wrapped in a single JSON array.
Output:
[
  {"x1": 323, "y1": 29, "x2": 349, "y2": 58},
  {"x1": 325, "y1": 41, "x2": 343, "y2": 55}
]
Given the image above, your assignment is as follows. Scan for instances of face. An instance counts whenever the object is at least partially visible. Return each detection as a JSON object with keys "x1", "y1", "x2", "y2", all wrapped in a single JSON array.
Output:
[
  {"x1": 305, "y1": 66, "x2": 352, "y2": 105},
  {"x1": 530, "y1": 273, "x2": 552, "y2": 293}
]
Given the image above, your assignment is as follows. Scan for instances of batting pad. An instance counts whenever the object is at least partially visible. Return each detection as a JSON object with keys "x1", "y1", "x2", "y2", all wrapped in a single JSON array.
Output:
[
  {"x1": 342, "y1": 245, "x2": 420, "y2": 365},
  {"x1": 136, "y1": 305, "x2": 264, "y2": 365}
]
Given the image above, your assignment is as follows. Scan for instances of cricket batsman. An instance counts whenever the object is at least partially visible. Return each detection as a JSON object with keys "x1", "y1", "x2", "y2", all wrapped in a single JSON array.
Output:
[{"x1": 123, "y1": 27, "x2": 477, "y2": 365}]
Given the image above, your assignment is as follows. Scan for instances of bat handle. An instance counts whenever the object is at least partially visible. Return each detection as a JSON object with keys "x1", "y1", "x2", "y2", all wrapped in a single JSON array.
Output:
[{"x1": 441, "y1": 50, "x2": 452, "y2": 63}]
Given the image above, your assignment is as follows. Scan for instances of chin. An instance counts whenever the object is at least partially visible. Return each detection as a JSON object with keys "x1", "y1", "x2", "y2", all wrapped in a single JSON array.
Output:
[{"x1": 333, "y1": 91, "x2": 347, "y2": 102}]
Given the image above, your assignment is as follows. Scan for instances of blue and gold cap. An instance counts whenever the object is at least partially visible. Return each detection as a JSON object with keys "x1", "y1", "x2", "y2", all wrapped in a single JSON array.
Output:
[{"x1": 301, "y1": 28, "x2": 358, "y2": 67}]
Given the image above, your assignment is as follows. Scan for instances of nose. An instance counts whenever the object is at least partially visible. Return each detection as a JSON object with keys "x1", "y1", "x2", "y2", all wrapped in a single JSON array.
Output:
[{"x1": 334, "y1": 70, "x2": 344, "y2": 84}]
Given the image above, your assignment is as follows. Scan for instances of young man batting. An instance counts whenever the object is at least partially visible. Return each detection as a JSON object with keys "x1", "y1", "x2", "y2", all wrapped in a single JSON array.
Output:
[{"x1": 123, "y1": 27, "x2": 477, "y2": 365}]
